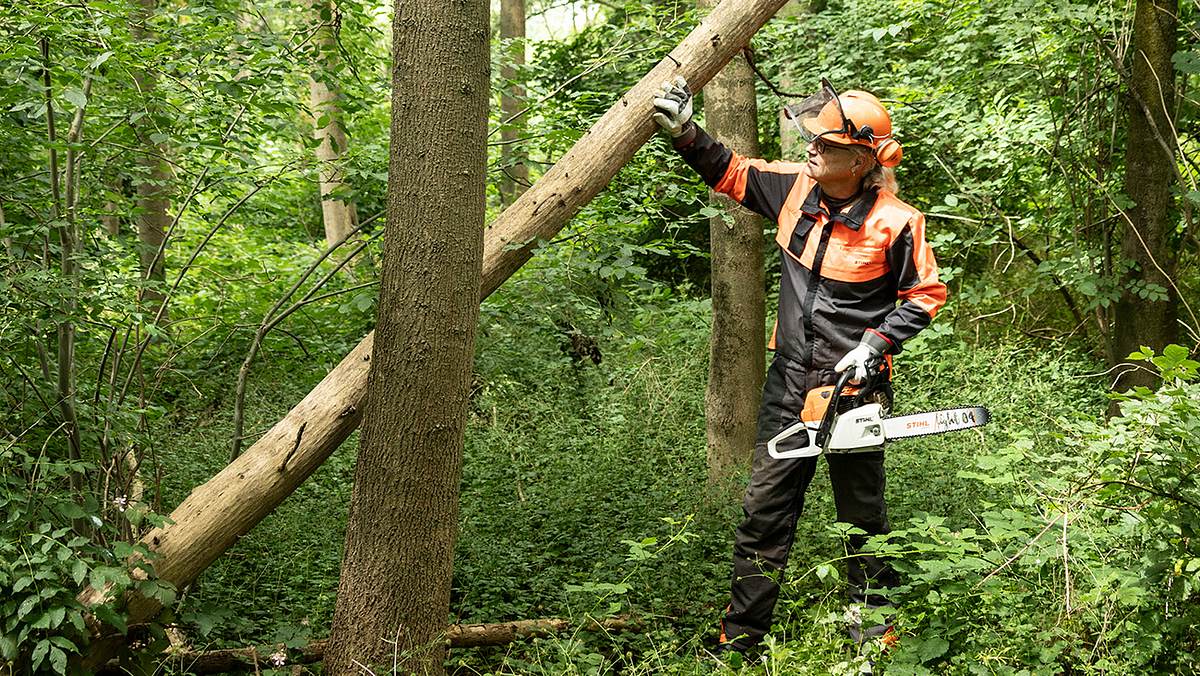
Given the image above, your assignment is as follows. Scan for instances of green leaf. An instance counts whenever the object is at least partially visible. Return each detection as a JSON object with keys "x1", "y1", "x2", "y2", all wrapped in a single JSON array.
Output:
[
  {"x1": 71, "y1": 559, "x2": 87, "y2": 586},
  {"x1": 17, "y1": 595, "x2": 38, "y2": 620},
  {"x1": 31, "y1": 639, "x2": 48, "y2": 671},
  {"x1": 93, "y1": 603, "x2": 128, "y2": 634},
  {"x1": 0, "y1": 635, "x2": 16, "y2": 660},
  {"x1": 1163, "y1": 344, "x2": 1189, "y2": 363},
  {"x1": 917, "y1": 636, "x2": 950, "y2": 662},
  {"x1": 1174, "y1": 50, "x2": 1200, "y2": 74},
  {"x1": 49, "y1": 646, "x2": 67, "y2": 674},
  {"x1": 90, "y1": 51, "x2": 114, "y2": 70},
  {"x1": 63, "y1": 87, "x2": 87, "y2": 109},
  {"x1": 67, "y1": 610, "x2": 86, "y2": 632}
]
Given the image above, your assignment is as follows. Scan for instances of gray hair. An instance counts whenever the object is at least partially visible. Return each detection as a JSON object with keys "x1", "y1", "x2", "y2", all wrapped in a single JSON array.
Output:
[
  {"x1": 863, "y1": 164, "x2": 898, "y2": 195},
  {"x1": 855, "y1": 146, "x2": 898, "y2": 194}
]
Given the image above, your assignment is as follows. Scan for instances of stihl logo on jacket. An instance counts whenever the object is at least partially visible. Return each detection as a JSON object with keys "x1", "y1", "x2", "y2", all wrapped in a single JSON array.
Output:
[{"x1": 676, "y1": 126, "x2": 947, "y2": 372}]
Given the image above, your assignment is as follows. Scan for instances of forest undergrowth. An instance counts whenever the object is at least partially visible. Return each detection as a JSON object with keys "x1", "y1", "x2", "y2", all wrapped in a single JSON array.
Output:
[{"x1": 141, "y1": 254, "x2": 1200, "y2": 674}]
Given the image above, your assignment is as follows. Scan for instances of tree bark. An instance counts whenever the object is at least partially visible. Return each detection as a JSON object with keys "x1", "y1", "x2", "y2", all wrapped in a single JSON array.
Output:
[
  {"x1": 101, "y1": 173, "x2": 123, "y2": 237},
  {"x1": 778, "y1": 73, "x2": 804, "y2": 158},
  {"x1": 78, "y1": 1, "x2": 791, "y2": 666},
  {"x1": 307, "y1": 0, "x2": 360, "y2": 244},
  {"x1": 499, "y1": 0, "x2": 529, "y2": 205},
  {"x1": 320, "y1": 0, "x2": 489, "y2": 673},
  {"x1": 132, "y1": 0, "x2": 170, "y2": 324},
  {"x1": 40, "y1": 38, "x2": 85, "y2": 499},
  {"x1": 697, "y1": 0, "x2": 764, "y2": 485},
  {"x1": 1112, "y1": 0, "x2": 1179, "y2": 392},
  {"x1": 776, "y1": 1, "x2": 817, "y2": 159}
]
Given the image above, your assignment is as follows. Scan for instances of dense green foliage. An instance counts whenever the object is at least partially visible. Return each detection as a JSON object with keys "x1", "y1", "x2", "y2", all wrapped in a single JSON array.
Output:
[{"x1": 3, "y1": 0, "x2": 1200, "y2": 673}]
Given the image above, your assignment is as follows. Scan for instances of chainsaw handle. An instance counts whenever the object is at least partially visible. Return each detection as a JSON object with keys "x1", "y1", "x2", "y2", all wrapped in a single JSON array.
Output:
[{"x1": 815, "y1": 369, "x2": 856, "y2": 450}]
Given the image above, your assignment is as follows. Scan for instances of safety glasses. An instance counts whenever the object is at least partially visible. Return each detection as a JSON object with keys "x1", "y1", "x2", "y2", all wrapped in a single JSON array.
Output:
[{"x1": 810, "y1": 138, "x2": 857, "y2": 156}]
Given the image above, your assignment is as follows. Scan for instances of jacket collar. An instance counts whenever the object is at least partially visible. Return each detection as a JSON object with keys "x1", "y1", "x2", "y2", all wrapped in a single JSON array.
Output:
[{"x1": 800, "y1": 184, "x2": 879, "y2": 231}]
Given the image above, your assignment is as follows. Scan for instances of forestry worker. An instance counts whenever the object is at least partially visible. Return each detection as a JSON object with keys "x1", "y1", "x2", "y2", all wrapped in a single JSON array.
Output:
[{"x1": 652, "y1": 76, "x2": 947, "y2": 653}]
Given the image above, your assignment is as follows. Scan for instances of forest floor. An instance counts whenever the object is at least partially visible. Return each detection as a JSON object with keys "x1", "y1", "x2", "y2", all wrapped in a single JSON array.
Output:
[{"x1": 150, "y1": 263, "x2": 1111, "y2": 674}]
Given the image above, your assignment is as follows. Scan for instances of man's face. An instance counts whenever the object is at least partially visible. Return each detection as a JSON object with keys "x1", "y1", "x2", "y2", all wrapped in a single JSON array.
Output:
[{"x1": 805, "y1": 137, "x2": 869, "y2": 183}]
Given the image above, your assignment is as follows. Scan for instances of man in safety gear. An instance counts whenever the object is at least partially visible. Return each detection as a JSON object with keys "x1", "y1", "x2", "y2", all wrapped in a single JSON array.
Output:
[{"x1": 652, "y1": 76, "x2": 946, "y2": 651}]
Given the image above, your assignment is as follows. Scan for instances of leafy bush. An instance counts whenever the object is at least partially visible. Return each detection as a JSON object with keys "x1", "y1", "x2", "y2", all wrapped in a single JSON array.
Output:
[{"x1": 858, "y1": 346, "x2": 1200, "y2": 673}]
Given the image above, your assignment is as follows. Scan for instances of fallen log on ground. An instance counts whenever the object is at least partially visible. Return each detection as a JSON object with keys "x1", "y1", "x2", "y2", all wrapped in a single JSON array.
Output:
[
  {"x1": 101, "y1": 618, "x2": 640, "y2": 675},
  {"x1": 79, "y1": 0, "x2": 789, "y2": 667}
]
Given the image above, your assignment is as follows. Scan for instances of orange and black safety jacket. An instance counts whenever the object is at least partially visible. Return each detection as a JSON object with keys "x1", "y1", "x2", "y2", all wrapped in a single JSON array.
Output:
[{"x1": 674, "y1": 123, "x2": 947, "y2": 370}]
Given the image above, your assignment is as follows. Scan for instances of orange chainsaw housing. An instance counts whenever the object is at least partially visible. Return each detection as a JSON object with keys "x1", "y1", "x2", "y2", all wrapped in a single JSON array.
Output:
[
  {"x1": 800, "y1": 360, "x2": 891, "y2": 423},
  {"x1": 801, "y1": 386, "x2": 856, "y2": 423}
]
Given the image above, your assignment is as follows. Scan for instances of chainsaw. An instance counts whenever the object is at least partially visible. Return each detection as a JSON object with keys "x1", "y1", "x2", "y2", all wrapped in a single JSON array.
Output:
[{"x1": 767, "y1": 364, "x2": 990, "y2": 460}]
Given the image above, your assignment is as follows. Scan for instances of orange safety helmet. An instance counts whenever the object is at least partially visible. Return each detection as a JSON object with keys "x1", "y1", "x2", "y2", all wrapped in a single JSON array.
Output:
[{"x1": 785, "y1": 79, "x2": 904, "y2": 168}]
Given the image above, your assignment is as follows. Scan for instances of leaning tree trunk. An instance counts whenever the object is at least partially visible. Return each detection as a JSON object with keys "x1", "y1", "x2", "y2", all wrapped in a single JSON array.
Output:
[
  {"x1": 697, "y1": 0, "x2": 764, "y2": 486},
  {"x1": 321, "y1": 0, "x2": 488, "y2": 674},
  {"x1": 132, "y1": 0, "x2": 170, "y2": 324},
  {"x1": 498, "y1": 0, "x2": 529, "y2": 205},
  {"x1": 1112, "y1": 0, "x2": 1179, "y2": 392},
  {"x1": 79, "y1": 1, "x2": 791, "y2": 667},
  {"x1": 307, "y1": 0, "x2": 359, "y2": 245}
]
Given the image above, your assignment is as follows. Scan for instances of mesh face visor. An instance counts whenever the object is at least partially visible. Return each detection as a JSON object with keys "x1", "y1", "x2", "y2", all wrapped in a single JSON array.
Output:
[
  {"x1": 783, "y1": 78, "x2": 883, "y2": 144},
  {"x1": 782, "y1": 78, "x2": 844, "y2": 143}
]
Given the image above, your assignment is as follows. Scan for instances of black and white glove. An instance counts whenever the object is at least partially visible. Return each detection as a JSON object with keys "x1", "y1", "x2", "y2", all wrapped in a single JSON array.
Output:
[
  {"x1": 835, "y1": 341, "x2": 883, "y2": 384},
  {"x1": 652, "y1": 75, "x2": 693, "y2": 138}
]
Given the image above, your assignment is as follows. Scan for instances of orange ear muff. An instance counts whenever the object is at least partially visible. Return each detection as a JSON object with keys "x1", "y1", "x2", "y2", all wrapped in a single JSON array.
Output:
[{"x1": 875, "y1": 139, "x2": 902, "y2": 168}]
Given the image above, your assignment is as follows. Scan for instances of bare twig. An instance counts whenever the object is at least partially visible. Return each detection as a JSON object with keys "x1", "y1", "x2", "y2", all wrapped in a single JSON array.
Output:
[
  {"x1": 1062, "y1": 511, "x2": 1072, "y2": 614},
  {"x1": 976, "y1": 513, "x2": 1063, "y2": 588},
  {"x1": 116, "y1": 166, "x2": 299, "y2": 410},
  {"x1": 228, "y1": 212, "x2": 382, "y2": 459}
]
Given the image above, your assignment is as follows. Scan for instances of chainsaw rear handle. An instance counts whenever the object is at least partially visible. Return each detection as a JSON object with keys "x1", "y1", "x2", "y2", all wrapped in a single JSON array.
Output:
[{"x1": 768, "y1": 358, "x2": 884, "y2": 460}]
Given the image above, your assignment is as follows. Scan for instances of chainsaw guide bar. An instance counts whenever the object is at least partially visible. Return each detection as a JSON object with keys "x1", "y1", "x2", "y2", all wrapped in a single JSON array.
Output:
[{"x1": 880, "y1": 405, "x2": 992, "y2": 441}]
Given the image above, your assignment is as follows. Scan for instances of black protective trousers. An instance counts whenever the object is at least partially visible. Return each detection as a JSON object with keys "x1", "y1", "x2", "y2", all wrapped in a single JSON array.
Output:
[{"x1": 721, "y1": 354, "x2": 899, "y2": 649}]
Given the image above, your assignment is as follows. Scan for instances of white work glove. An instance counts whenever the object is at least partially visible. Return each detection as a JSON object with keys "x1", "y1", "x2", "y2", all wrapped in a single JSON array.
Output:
[
  {"x1": 835, "y1": 342, "x2": 882, "y2": 384},
  {"x1": 652, "y1": 75, "x2": 693, "y2": 138}
]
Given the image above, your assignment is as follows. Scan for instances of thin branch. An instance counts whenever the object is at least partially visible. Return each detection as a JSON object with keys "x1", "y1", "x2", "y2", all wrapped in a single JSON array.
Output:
[
  {"x1": 487, "y1": 42, "x2": 654, "y2": 138},
  {"x1": 116, "y1": 166, "x2": 298, "y2": 409},
  {"x1": 229, "y1": 214, "x2": 382, "y2": 459}
]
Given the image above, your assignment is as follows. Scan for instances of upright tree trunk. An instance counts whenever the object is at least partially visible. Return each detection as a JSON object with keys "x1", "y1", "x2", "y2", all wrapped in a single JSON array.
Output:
[
  {"x1": 40, "y1": 38, "x2": 85, "y2": 495},
  {"x1": 307, "y1": 0, "x2": 359, "y2": 244},
  {"x1": 1113, "y1": 0, "x2": 1179, "y2": 391},
  {"x1": 101, "y1": 173, "x2": 123, "y2": 237},
  {"x1": 79, "y1": 3, "x2": 791, "y2": 666},
  {"x1": 1, "y1": 201, "x2": 8, "y2": 254},
  {"x1": 499, "y1": 0, "x2": 528, "y2": 205},
  {"x1": 321, "y1": 0, "x2": 488, "y2": 673},
  {"x1": 132, "y1": 0, "x2": 170, "y2": 324},
  {"x1": 697, "y1": 1, "x2": 764, "y2": 485},
  {"x1": 776, "y1": 1, "x2": 816, "y2": 160},
  {"x1": 778, "y1": 74, "x2": 804, "y2": 159}
]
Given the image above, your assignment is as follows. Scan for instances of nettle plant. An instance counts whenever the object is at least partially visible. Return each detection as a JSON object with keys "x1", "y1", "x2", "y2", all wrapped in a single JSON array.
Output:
[
  {"x1": 855, "y1": 345, "x2": 1200, "y2": 672},
  {"x1": 0, "y1": 440, "x2": 175, "y2": 674}
]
